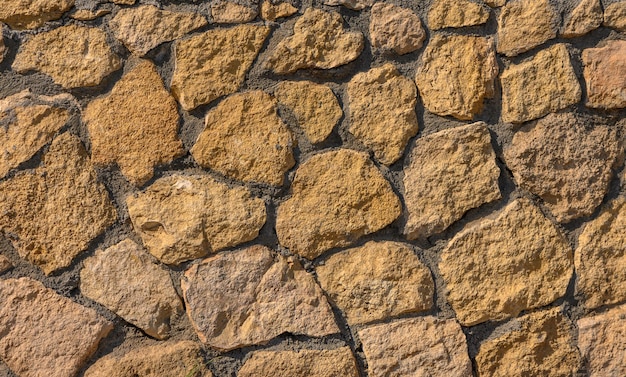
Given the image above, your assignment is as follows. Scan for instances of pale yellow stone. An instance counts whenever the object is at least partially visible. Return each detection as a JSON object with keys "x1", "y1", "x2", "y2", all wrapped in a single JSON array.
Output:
[
  {"x1": 428, "y1": 0, "x2": 490, "y2": 30},
  {"x1": 0, "y1": 0, "x2": 74, "y2": 29},
  {"x1": 583, "y1": 40, "x2": 626, "y2": 109},
  {"x1": 211, "y1": 1, "x2": 257, "y2": 23},
  {"x1": 497, "y1": 0, "x2": 557, "y2": 56},
  {"x1": 70, "y1": 9, "x2": 111, "y2": 20},
  {"x1": 604, "y1": 1, "x2": 626, "y2": 31},
  {"x1": 238, "y1": 348, "x2": 359, "y2": 377},
  {"x1": 561, "y1": 0, "x2": 602, "y2": 38},
  {"x1": 578, "y1": 304, "x2": 626, "y2": 377},
  {"x1": 369, "y1": 2, "x2": 425, "y2": 55},
  {"x1": 260, "y1": 1, "x2": 297, "y2": 21}
]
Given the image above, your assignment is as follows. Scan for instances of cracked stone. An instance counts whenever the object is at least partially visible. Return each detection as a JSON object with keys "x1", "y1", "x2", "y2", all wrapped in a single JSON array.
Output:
[
  {"x1": 238, "y1": 348, "x2": 359, "y2": 377},
  {"x1": 583, "y1": 40, "x2": 626, "y2": 109},
  {"x1": 496, "y1": 0, "x2": 558, "y2": 56},
  {"x1": 369, "y1": 2, "x2": 425, "y2": 55}
]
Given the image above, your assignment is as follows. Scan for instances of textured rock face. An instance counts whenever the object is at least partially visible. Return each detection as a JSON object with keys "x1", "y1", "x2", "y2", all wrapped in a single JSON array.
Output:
[
  {"x1": 265, "y1": 8, "x2": 364, "y2": 74},
  {"x1": 604, "y1": 2, "x2": 626, "y2": 31},
  {"x1": 0, "y1": 0, "x2": 74, "y2": 30},
  {"x1": 578, "y1": 304, "x2": 626, "y2": 377},
  {"x1": 211, "y1": 1, "x2": 257, "y2": 23},
  {"x1": 71, "y1": 9, "x2": 110, "y2": 20},
  {"x1": 0, "y1": 278, "x2": 113, "y2": 377},
  {"x1": 439, "y1": 199, "x2": 573, "y2": 326},
  {"x1": 127, "y1": 174, "x2": 266, "y2": 265},
  {"x1": 428, "y1": 0, "x2": 490, "y2": 30},
  {"x1": 415, "y1": 34, "x2": 497, "y2": 120},
  {"x1": 190, "y1": 91, "x2": 295, "y2": 186},
  {"x1": 0, "y1": 133, "x2": 117, "y2": 275},
  {"x1": 276, "y1": 149, "x2": 401, "y2": 259},
  {"x1": 13, "y1": 25, "x2": 121, "y2": 89},
  {"x1": 404, "y1": 123, "x2": 501, "y2": 239},
  {"x1": 316, "y1": 241, "x2": 433, "y2": 325},
  {"x1": 504, "y1": 113, "x2": 622, "y2": 223},
  {"x1": 496, "y1": 0, "x2": 557, "y2": 56},
  {"x1": 500, "y1": 44, "x2": 581, "y2": 123},
  {"x1": 182, "y1": 245, "x2": 339, "y2": 351},
  {"x1": 323, "y1": 0, "x2": 374, "y2": 10},
  {"x1": 369, "y1": 2, "x2": 425, "y2": 55},
  {"x1": 583, "y1": 40, "x2": 626, "y2": 109},
  {"x1": 561, "y1": 0, "x2": 602, "y2": 38},
  {"x1": 260, "y1": 1, "x2": 297, "y2": 21},
  {"x1": 0, "y1": 254, "x2": 12, "y2": 274},
  {"x1": 171, "y1": 25, "x2": 269, "y2": 110},
  {"x1": 359, "y1": 317, "x2": 472, "y2": 377},
  {"x1": 238, "y1": 348, "x2": 359, "y2": 377}
]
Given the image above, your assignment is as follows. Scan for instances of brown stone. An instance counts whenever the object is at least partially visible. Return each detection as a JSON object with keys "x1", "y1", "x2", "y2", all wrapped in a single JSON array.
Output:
[
  {"x1": 578, "y1": 304, "x2": 626, "y2": 377},
  {"x1": 404, "y1": 123, "x2": 501, "y2": 239},
  {"x1": 265, "y1": 8, "x2": 364, "y2": 74},
  {"x1": 0, "y1": 133, "x2": 117, "y2": 274},
  {"x1": 0, "y1": 277, "x2": 112, "y2": 377},
  {"x1": 561, "y1": 0, "x2": 602, "y2": 38},
  {"x1": 211, "y1": 1, "x2": 257, "y2": 23},
  {"x1": 0, "y1": 0, "x2": 74, "y2": 30},
  {"x1": 440, "y1": 198, "x2": 573, "y2": 326},
  {"x1": 276, "y1": 149, "x2": 401, "y2": 259},
  {"x1": 504, "y1": 113, "x2": 622, "y2": 223},
  {"x1": 359, "y1": 317, "x2": 472, "y2": 377},
  {"x1": 369, "y1": 2, "x2": 425, "y2": 55},
  {"x1": 71, "y1": 9, "x2": 111, "y2": 20},
  {"x1": 428, "y1": 0, "x2": 490, "y2": 30},
  {"x1": 239, "y1": 348, "x2": 359, "y2": 377},
  {"x1": 126, "y1": 174, "x2": 266, "y2": 265},
  {"x1": 182, "y1": 245, "x2": 339, "y2": 351},
  {"x1": 604, "y1": 2, "x2": 626, "y2": 31},
  {"x1": 0, "y1": 34, "x2": 5, "y2": 63},
  {"x1": 0, "y1": 254, "x2": 12, "y2": 274},
  {"x1": 583, "y1": 40, "x2": 626, "y2": 109},
  {"x1": 496, "y1": 0, "x2": 558, "y2": 56},
  {"x1": 324, "y1": 0, "x2": 374, "y2": 10},
  {"x1": 260, "y1": 1, "x2": 297, "y2": 21},
  {"x1": 486, "y1": 0, "x2": 506, "y2": 6}
]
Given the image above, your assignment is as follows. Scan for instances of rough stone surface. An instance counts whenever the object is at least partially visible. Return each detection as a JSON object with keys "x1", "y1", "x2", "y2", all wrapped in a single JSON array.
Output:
[
  {"x1": 182, "y1": 245, "x2": 339, "y2": 351},
  {"x1": 0, "y1": 254, "x2": 12, "y2": 274},
  {"x1": 0, "y1": 133, "x2": 117, "y2": 274},
  {"x1": 276, "y1": 149, "x2": 401, "y2": 259},
  {"x1": 238, "y1": 348, "x2": 359, "y2": 377},
  {"x1": 12, "y1": 25, "x2": 121, "y2": 89},
  {"x1": 260, "y1": 1, "x2": 297, "y2": 21},
  {"x1": 84, "y1": 60, "x2": 183, "y2": 187},
  {"x1": 211, "y1": 1, "x2": 257, "y2": 23},
  {"x1": 583, "y1": 40, "x2": 626, "y2": 109},
  {"x1": 359, "y1": 317, "x2": 472, "y2": 377},
  {"x1": 0, "y1": 0, "x2": 74, "y2": 30},
  {"x1": 486, "y1": 0, "x2": 506, "y2": 6},
  {"x1": 504, "y1": 113, "x2": 622, "y2": 223},
  {"x1": 0, "y1": 277, "x2": 113, "y2": 377},
  {"x1": 439, "y1": 198, "x2": 573, "y2": 326},
  {"x1": 428, "y1": 0, "x2": 490, "y2": 30},
  {"x1": 71, "y1": 9, "x2": 110, "y2": 20},
  {"x1": 500, "y1": 44, "x2": 581, "y2": 123},
  {"x1": 404, "y1": 123, "x2": 501, "y2": 239},
  {"x1": 369, "y1": 2, "x2": 425, "y2": 55},
  {"x1": 323, "y1": 0, "x2": 374, "y2": 10},
  {"x1": 578, "y1": 304, "x2": 626, "y2": 377},
  {"x1": 127, "y1": 174, "x2": 266, "y2": 265},
  {"x1": 561, "y1": 0, "x2": 602, "y2": 38},
  {"x1": 265, "y1": 8, "x2": 364, "y2": 74},
  {"x1": 190, "y1": 91, "x2": 295, "y2": 186},
  {"x1": 171, "y1": 25, "x2": 269, "y2": 110},
  {"x1": 496, "y1": 0, "x2": 557, "y2": 56},
  {"x1": 112, "y1": 0, "x2": 136, "y2": 4},
  {"x1": 604, "y1": 2, "x2": 626, "y2": 31},
  {"x1": 415, "y1": 34, "x2": 497, "y2": 120},
  {"x1": 0, "y1": 36, "x2": 4, "y2": 64}
]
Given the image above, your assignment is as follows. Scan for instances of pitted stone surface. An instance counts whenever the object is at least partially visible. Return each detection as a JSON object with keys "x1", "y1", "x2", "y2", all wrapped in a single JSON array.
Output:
[
  {"x1": 70, "y1": 9, "x2": 110, "y2": 20},
  {"x1": 604, "y1": 2, "x2": 626, "y2": 31},
  {"x1": 0, "y1": 255, "x2": 12, "y2": 274},
  {"x1": 211, "y1": 1, "x2": 257, "y2": 23},
  {"x1": 562, "y1": 0, "x2": 602, "y2": 38},
  {"x1": 238, "y1": 348, "x2": 359, "y2": 377},
  {"x1": 0, "y1": 0, "x2": 74, "y2": 30},
  {"x1": 323, "y1": 0, "x2": 375, "y2": 10},
  {"x1": 428, "y1": 0, "x2": 490, "y2": 30},
  {"x1": 496, "y1": 0, "x2": 557, "y2": 56},
  {"x1": 261, "y1": 1, "x2": 298, "y2": 20},
  {"x1": 578, "y1": 304, "x2": 626, "y2": 377},
  {"x1": 369, "y1": 2, "x2": 425, "y2": 55},
  {"x1": 583, "y1": 40, "x2": 626, "y2": 109}
]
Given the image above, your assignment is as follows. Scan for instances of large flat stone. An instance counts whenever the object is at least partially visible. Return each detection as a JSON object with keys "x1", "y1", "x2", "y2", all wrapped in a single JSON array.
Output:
[
  {"x1": 496, "y1": 0, "x2": 558, "y2": 56},
  {"x1": 369, "y1": 2, "x2": 425, "y2": 55},
  {"x1": 582, "y1": 40, "x2": 626, "y2": 109},
  {"x1": 578, "y1": 304, "x2": 626, "y2": 377},
  {"x1": 0, "y1": 0, "x2": 74, "y2": 29}
]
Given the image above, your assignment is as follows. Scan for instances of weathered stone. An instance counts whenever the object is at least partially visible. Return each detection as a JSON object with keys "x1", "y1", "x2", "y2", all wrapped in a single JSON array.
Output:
[
  {"x1": 0, "y1": 0, "x2": 74, "y2": 30},
  {"x1": 239, "y1": 348, "x2": 359, "y2": 377},
  {"x1": 112, "y1": 0, "x2": 136, "y2": 4},
  {"x1": 110, "y1": 6, "x2": 207, "y2": 56},
  {"x1": 369, "y1": 2, "x2": 425, "y2": 55},
  {"x1": 182, "y1": 245, "x2": 339, "y2": 351},
  {"x1": 604, "y1": 1, "x2": 626, "y2": 31},
  {"x1": 497, "y1": 0, "x2": 557, "y2": 56},
  {"x1": 324, "y1": 0, "x2": 374, "y2": 10},
  {"x1": 440, "y1": 199, "x2": 573, "y2": 326},
  {"x1": 0, "y1": 277, "x2": 113, "y2": 377},
  {"x1": 578, "y1": 304, "x2": 626, "y2": 377},
  {"x1": 13, "y1": 25, "x2": 121, "y2": 89},
  {"x1": 265, "y1": 8, "x2": 364, "y2": 74},
  {"x1": 415, "y1": 34, "x2": 497, "y2": 120},
  {"x1": 276, "y1": 149, "x2": 401, "y2": 259},
  {"x1": 0, "y1": 133, "x2": 117, "y2": 274},
  {"x1": 71, "y1": 8, "x2": 111, "y2": 20},
  {"x1": 260, "y1": 1, "x2": 297, "y2": 21},
  {"x1": 486, "y1": 0, "x2": 506, "y2": 6},
  {"x1": 359, "y1": 317, "x2": 472, "y2": 377},
  {"x1": 561, "y1": 0, "x2": 602, "y2": 38},
  {"x1": 347, "y1": 64, "x2": 418, "y2": 164},
  {"x1": 504, "y1": 113, "x2": 622, "y2": 222},
  {"x1": 127, "y1": 174, "x2": 266, "y2": 265},
  {"x1": 583, "y1": 40, "x2": 626, "y2": 109},
  {"x1": 0, "y1": 33, "x2": 5, "y2": 63},
  {"x1": 404, "y1": 123, "x2": 501, "y2": 239},
  {"x1": 275, "y1": 81, "x2": 341, "y2": 144},
  {"x1": 0, "y1": 254, "x2": 12, "y2": 274},
  {"x1": 500, "y1": 44, "x2": 581, "y2": 123},
  {"x1": 428, "y1": 0, "x2": 490, "y2": 30},
  {"x1": 211, "y1": 1, "x2": 257, "y2": 23},
  {"x1": 476, "y1": 308, "x2": 581, "y2": 377}
]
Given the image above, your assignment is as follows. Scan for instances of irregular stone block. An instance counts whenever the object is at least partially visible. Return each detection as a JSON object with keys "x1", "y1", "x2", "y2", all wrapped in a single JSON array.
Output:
[
  {"x1": 561, "y1": 0, "x2": 602, "y2": 38},
  {"x1": 369, "y1": 2, "x2": 425, "y2": 55},
  {"x1": 260, "y1": 1, "x2": 297, "y2": 21},
  {"x1": 583, "y1": 40, "x2": 626, "y2": 109},
  {"x1": 578, "y1": 304, "x2": 626, "y2": 377},
  {"x1": 604, "y1": 2, "x2": 626, "y2": 31},
  {"x1": 0, "y1": 0, "x2": 74, "y2": 30},
  {"x1": 211, "y1": 1, "x2": 257, "y2": 23},
  {"x1": 496, "y1": 0, "x2": 557, "y2": 56},
  {"x1": 323, "y1": 0, "x2": 374, "y2": 10},
  {"x1": 428, "y1": 0, "x2": 490, "y2": 30}
]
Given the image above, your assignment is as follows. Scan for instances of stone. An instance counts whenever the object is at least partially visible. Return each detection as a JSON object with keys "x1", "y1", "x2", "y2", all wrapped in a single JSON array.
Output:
[
  {"x1": 0, "y1": 277, "x2": 113, "y2": 377},
  {"x1": 604, "y1": 1, "x2": 626, "y2": 31},
  {"x1": 496, "y1": 0, "x2": 558, "y2": 56},
  {"x1": 84, "y1": 60, "x2": 183, "y2": 187},
  {"x1": 578, "y1": 304, "x2": 626, "y2": 377},
  {"x1": 0, "y1": 33, "x2": 5, "y2": 63},
  {"x1": 265, "y1": 8, "x2": 364, "y2": 74},
  {"x1": 211, "y1": 1, "x2": 257, "y2": 23},
  {"x1": 415, "y1": 34, "x2": 497, "y2": 120},
  {"x1": 476, "y1": 308, "x2": 581, "y2": 377},
  {"x1": 486, "y1": 0, "x2": 506, "y2": 6},
  {"x1": 0, "y1": 254, "x2": 12, "y2": 274},
  {"x1": 346, "y1": 64, "x2": 418, "y2": 164},
  {"x1": 504, "y1": 113, "x2": 622, "y2": 223},
  {"x1": 80, "y1": 239, "x2": 183, "y2": 340},
  {"x1": 403, "y1": 123, "x2": 501, "y2": 239},
  {"x1": 316, "y1": 241, "x2": 433, "y2": 325},
  {"x1": 274, "y1": 81, "x2": 341, "y2": 144},
  {"x1": 500, "y1": 44, "x2": 581, "y2": 123},
  {"x1": 324, "y1": 0, "x2": 375, "y2": 10},
  {"x1": 110, "y1": 5, "x2": 208, "y2": 56},
  {"x1": 561, "y1": 0, "x2": 602, "y2": 38},
  {"x1": 369, "y1": 2, "x2": 425, "y2": 55},
  {"x1": 439, "y1": 199, "x2": 573, "y2": 326},
  {"x1": 112, "y1": 0, "x2": 136, "y2": 4},
  {"x1": 276, "y1": 149, "x2": 401, "y2": 259},
  {"x1": 238, "y1": 348, "x2": 359, "y2": 377},
  {"x1": 126, "y1": 174, "x2": 266, "y2": 265},
  {"x1": 359, "y1": 317, "x2": 472, "y2": 377},
  {"x1": 428, "y1": 0, "x2": 490, "y2": 30},
  {"x1": 583, "y1": 40, "x2": 626, "y2": 109},
  {"x1": 71, "y1": 9, "x2": 111, "y2": 20},
  {"x1": 182, "y1": 245, "x2": 339, "y2": 351},
  {"x1": 171, "y1": 25, "x2": 269, "y2": 110},
  {"x1": 0, "y1": 0, "x2": 74, "y2": 30},
  {"x1": 0, "y1": 133, "x2": 117, "y2": 274},
  {"x1": 260, "y1": 1, "x2": 297, "y2": 21}
]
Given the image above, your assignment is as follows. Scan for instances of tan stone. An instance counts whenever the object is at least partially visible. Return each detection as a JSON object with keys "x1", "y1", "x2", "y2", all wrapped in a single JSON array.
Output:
[
  {"x1": 0, "y1": 133, "x2": 117, "y2": 274},
  {"x1": 127, "y1": 174, "x2": 266, "y2": 265},
  {"x1": 500, "y1": 44, "x2": 581, "y2": 123},
  {"x1": 112, "y1": 0, "x2": 136, "y2": 4},
  {"x1": 404, "y1": 123, "x2": 501, "y2": 239},
  {"x1": 0, "y1": 34, "x2": 5, "y2": 63},
  {"x1": 265, "y1": 8, "x2": 364, "y2": 74},
  {"x1": 276, "y1": 149, "x2": 401, "y2": 259},
  {"x1": 359, "y1": 317, "x2": 472, "y2": 377},
  {"x1": 497, "y1": 0, "x2": 557, "y2": 56},
  {"x1": 415, "y1": 34, "x2": 497, "y2": 120},
  {"x1": 171, "y1": 25, "x2": 269, "y2": 110},
  {"x1": 578, "y1": 304, "x2": 626, "y2": 377},
  {"x1": 239, "y1": 348, "x2": 359, "y2": 377},
  {"x1": 428, "y1": 0, "x2": 490, "y2": 30},
  {"x1": 0, "y1": 277, "x2": 113, "y2": 377},
  {"x1": 324, "y1": 0, "x2": 374, "y2": 10},
  {"x1": 0, "y1": 254, "x2": 12, "y2": 274},
  {"x1": 347, "y1": 64, "x2": 418, "y2": 164},
  {"x1": 604, "y1": 2, "x2": 626, "y2": 31},
  {"x1": 369, "y1": 2, "x2": 425, "y2": 55},
  {"x1": 476, "y1": 308, "x2": 581, "y2": 377},
  {"x1": 84, "y1": 60, "x2": 183, "y2": 187},
  {"x1": 504, "y1": 113, "x2": 622, "y2": 222},
  {"x1": 260, "y1": 1, "x2": 297, "y2": 21},
  {"x1": 0, "y1": 0, "x2": 74, "y2": 30},
  {"x1": 486, "y1": 0, "x2": 506, "y2": 6},
  {"x1": 561, "y1": 0, "x2": 602, "y2": 37},
  {"x1": 211, "y1": 1, "x2": 257, "y2": 23},
  {"x1": 440, "y1": 199, "x2": 573, "y2": 326},
  {"x1": 71, "y1": 9, "x2": 111, "y2": 20},
  {"x1": 583, "y1": 40, "x2": 626, "y2": 109},
  {"x1": 182, "y1": 245, "x2": 339, "y2": 351}
]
